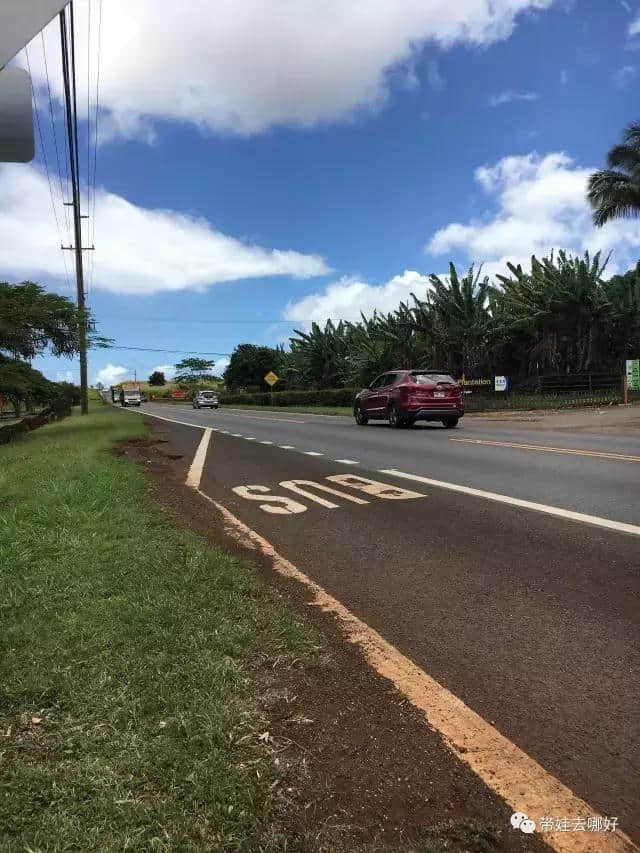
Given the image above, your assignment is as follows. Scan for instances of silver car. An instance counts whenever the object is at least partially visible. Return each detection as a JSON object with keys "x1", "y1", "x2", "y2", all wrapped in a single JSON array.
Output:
[{"x1": 192, "y1": 390, "x2": 219, "y2": 409}]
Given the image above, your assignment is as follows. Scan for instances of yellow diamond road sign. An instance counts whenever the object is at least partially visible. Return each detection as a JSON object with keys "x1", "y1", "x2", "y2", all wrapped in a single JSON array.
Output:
[{"x1": 264, "y1": 370, "x2": 279, "y2": 387}]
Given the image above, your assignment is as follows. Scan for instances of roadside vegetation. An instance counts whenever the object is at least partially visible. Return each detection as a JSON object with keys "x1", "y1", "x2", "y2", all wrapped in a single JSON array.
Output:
[
  {"x1": 0, "y1": 281, "x2": 108, "y2": 419},
  {"x1": 209, "y1": 252, "x2": 639, "y2": 400},
  {"x1": 0, "y1": 408, "x2": 317, "y2": 851}
]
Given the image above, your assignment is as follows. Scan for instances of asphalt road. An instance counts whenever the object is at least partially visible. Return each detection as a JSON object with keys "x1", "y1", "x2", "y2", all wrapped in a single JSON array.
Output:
[
  {"x1": 140, "y1": 402, "x2": 640, "y2": 525},
  {"x1": 134, "y1": 402, "x2": 640, "y2": 842}
]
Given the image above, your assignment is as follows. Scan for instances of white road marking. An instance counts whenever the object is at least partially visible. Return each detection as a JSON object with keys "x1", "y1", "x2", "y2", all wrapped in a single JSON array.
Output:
[
  {"x1": 380, "y1": 469, "x2": 640, "y2": 537},
  {"x1": 334, "y1": 459, "x2": 359, "y2": 465},
  {"x1": 260, "y1": 440, "x2": 273, "y2": 445},
  {"x1": 192, "y1": 480, "x2": 637, "y2": 853},
  {"x1": 225, "y1": 411, "x2": 307, "y2": 424},
  {"x1": 231, "y1": 433, "x2": 243, "y2": 437},
  {"x1": 279, "y1": 445, "x2": 295, "y2": 450},
  {"x1": 120, "y1": 406, "x2": 202, "y2": 429},
  {"x1": 185, "y1": 428, "x2": 212, "y2": 490},
  {"x1": 245, "y1": 437, "x2": 257, "y2": 441},
  {"x1": 303, "y1": 451, "x2": 323, "y2": 456}
]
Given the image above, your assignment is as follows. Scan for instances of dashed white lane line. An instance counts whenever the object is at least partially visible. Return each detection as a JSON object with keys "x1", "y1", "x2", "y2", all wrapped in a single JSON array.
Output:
[
  {"x1": 245, "y1": 437, "x2": 257, "y2": 441},
  {"x1": 380, "y1": 468, "x2": 640, "y2": 537},
  {"x1": 334, "y1": 459, "x2": 359, "y2": 465},
  {"x1": 303, "y1": 451, "x2": 324, "y2": 456},
  {"x1": 231, "y1": 433, "x2": 243, "y2": 437},
  {"x1": 279, "y1": 445, "x2": 295, "y2": 450},
  {"x1": 260, "y1": 440, "x2": 273, "y2": 445}
]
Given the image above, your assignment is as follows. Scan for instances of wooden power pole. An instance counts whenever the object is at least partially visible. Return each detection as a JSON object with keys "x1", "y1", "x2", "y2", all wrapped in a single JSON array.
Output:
[{"x1": 59, "y1": 3, "x2": 88, "y2": 414}]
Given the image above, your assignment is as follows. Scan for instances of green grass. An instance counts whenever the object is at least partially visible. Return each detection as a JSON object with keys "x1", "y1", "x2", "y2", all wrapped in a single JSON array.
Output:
[{"x1": 0, "y1": 409, "x2": 315, "y2": 852}]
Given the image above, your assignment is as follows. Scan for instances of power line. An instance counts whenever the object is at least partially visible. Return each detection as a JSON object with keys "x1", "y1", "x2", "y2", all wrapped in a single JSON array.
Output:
[
  {"x1": 96, "y1": 314, "x2": 307, "y2": 325},
  {"x1": 40, "y1": 31, "x2": 71, "y2": 242},
  {"x1": 86, "y1": 0, "x2": 91, "y2": 297},
  {"x1": 89, "y1": 0, "x2": 103, "y2": 297},
  {"x1": 24, "y1": 44, "x2": 71, "y2": 294},
  {"x1": 60, "y1": 3, "x2": 89, "y2": 415},
  {"x1": 109, "y1": 345, "x2": 232, "y2": 356}
]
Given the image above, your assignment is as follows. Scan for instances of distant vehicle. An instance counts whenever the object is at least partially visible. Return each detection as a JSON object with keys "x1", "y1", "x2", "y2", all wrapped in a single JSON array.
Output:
[
  {"x1": 110, "y1": 386, "x2": 120, "y2": 403},
  {"x1": 354, "y1": 370, "x2": 464, "y2": 429},
  {"x1": 192, "y1": 390, "x2": 219, "y2": 409},
  {"x1": 140, "y1": 391, "x2": 148, "y2": 403},
  {"x1": 120, "y1": 389, "x2": 142, "y2": 407}
]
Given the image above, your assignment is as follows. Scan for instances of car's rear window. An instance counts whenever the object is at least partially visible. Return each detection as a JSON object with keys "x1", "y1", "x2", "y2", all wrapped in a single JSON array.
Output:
[
  {"x1": 410, "y1": 373, "x2": 457, "y2": 385},
  {"x1": 201, "y1": 392, "x2": 215, "y2": 397}
]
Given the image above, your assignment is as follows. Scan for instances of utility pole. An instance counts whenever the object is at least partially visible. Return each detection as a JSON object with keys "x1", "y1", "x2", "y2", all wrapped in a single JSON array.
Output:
[{"x1": 59, "y1": 3, "x2": 88, "y2": 414}]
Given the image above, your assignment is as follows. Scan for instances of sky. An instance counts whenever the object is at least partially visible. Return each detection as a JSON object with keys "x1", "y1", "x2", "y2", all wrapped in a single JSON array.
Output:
[{"x1": 3, "y1": 0, "x2": 640, "y2": 386}]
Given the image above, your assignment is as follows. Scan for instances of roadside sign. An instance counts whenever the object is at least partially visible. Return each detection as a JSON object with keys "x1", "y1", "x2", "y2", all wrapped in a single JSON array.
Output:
[
  {"x1": 494, "y1": 375, "x2": 508, "y2": 392},
  {"x1": 171, "y1": 389, "x2": 186, "y2": 399},
  {"x1": 626, "y1": 359, "x2": 640, "y2": 391},
  {"x1": 264, "y1": 371, "x2": 279, "y2": 387}
]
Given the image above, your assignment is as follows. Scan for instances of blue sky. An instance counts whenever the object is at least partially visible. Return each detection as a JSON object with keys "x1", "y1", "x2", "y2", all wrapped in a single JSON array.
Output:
[{"x1": 3, "y1": 0, "x2": 640, "y2": 386}]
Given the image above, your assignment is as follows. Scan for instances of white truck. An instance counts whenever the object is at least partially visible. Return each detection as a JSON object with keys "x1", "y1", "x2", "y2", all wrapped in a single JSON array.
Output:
[{"x1": 120, "y1": 388, "x2": 142, "y2": 407}]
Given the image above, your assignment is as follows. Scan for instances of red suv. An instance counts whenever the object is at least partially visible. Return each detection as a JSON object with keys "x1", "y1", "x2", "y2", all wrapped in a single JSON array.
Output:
[{"x1": 354, "y1": 370, "x2": 464, "y2": 429}]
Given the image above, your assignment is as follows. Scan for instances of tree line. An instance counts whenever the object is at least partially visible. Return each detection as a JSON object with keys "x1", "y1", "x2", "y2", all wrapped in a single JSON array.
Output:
[
  {"x1": 0, "y1": 282, "x2": 87, "y2": 417},
  {"x1": 222, "y1": 252, "x2": 640, "y2": 392}
]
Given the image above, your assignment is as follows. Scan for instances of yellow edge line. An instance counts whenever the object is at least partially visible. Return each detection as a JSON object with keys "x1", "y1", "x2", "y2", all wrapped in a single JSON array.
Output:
[
  {"x1": 451, "y1": 437, "x2": 640, "y2": 463},
  {"x1": 184, "y1": 486, "x2": 636, "y2": 849}
]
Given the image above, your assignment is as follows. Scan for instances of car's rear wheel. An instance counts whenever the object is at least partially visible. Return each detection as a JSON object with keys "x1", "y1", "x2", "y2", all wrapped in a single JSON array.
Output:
[
  {"x1": 442, "y1": 417, "x2": 459, "y2": 429},
  {"x1": 388, "y1": 404, "x2": 404, "y2": 428},
  {"x1": 354, "y1": 404, "x2": 368, "y2": 425}
]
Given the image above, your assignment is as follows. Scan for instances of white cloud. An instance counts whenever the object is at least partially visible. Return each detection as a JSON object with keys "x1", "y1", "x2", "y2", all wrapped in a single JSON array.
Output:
[
  {"x1": 426, "y1": 151, "x2": 640, "y2": 276},
  {"x1": 55, "y1": 369, "x2": 75, "y2": 383},
  {"x1": 613, "y1": 65, "x2": 636, "y2": 87},
  {"x1": 489, "y1": 90, "x2": 540, "y2": 106},
  {"x1": 23, "y1": 0, "x2": 555, "y2": 139},
  {"x1": 94, "y1": 364, "x2": 129, "y2": 385},
  {"x1": 0, "y1": 164, "x2": 330, "y2": 294},
  {"x1": 213, "y1": 357, "x2": 230, "y2": 375},
  {"x1": 284, "y1": 270, "x2": 432, "y2": 327},
  {"x1": 629, "y1": 13, "x2": 640, "y2": 35},
  {"x1": 152, "y1": 364, "x2": 176, "y2": 378},
  {"x1": 426, "y1": 60, "x2": 445, "y2": 91}
]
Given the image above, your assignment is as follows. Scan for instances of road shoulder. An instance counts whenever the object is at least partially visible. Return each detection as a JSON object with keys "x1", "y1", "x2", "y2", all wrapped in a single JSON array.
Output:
[{"x1": 121, "y1": 417, "x2": 550, "y2": 852}]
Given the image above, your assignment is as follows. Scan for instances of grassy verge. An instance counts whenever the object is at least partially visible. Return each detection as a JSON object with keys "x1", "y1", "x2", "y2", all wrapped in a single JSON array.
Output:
[{"x1": 0, "y1": 408, "x2": 314, "y2": 852}]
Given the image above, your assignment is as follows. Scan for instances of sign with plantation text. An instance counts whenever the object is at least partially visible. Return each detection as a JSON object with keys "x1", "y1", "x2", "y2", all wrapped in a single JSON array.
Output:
[
  {"x1": 264, "y1": 371, "x2": 279, "y2": 387},
  {"x1": 626, "y1": 359, "x2": 640, "y2": 391}
]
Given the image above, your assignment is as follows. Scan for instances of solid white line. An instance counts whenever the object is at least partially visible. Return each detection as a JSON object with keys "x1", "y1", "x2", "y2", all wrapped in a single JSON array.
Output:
[
  {"x1": 380, "y1": 469, "x2": 640, "y2": 537},
  {"x1": 303, "y1": 451, "x2": 323, "y2": 456},
  {"x1": 185, "y1": 428, "x2": 212, "y2": 490},
  {"x1": 334, "y1": 459, "x2": 359, "y2": 465},
  {"x1": 279, "y1": 445, "x2": 295, "y2": 449},
  {"x1": 121, "y1": 407, "x2": 203, "y2": 430},
  {"x1": 192, "y1": 486, "x2": 637, "y2": 853}
]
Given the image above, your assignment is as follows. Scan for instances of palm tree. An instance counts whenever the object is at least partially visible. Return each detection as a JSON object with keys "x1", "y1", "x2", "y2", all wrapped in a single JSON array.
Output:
[{"x1": 588, "y1": 122, "x2": 640, "y2": 226}]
